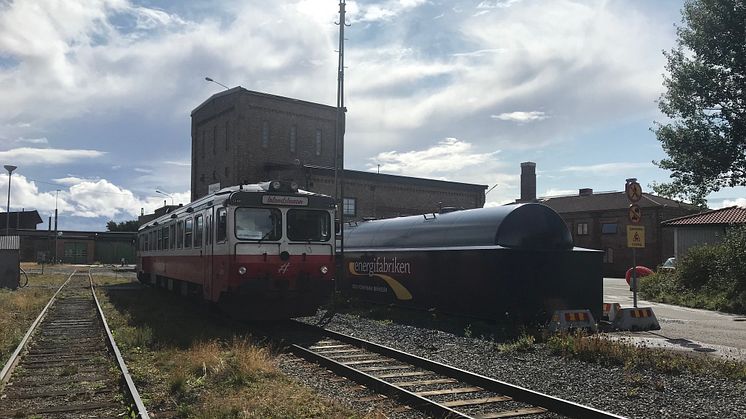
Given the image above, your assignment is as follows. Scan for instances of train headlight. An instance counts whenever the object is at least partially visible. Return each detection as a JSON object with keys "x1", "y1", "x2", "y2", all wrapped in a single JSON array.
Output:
[
  {"x1": 238, "y1": 266, "x2": 247, "y2": 275},
  {"x1": 320, "y1": 265, "x2": 328, "y2": 274},
  {"x1": 290, "y1": 181, "x2": 299, "y2": 191},
  {"x1": 270, "y1": 181, "x2": 281, "y2": 190}
]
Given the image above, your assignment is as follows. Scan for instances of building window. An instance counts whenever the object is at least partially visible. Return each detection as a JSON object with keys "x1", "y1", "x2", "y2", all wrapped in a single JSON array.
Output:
[
  {"x1": 225, "y1": 121, "x2": 229, "y2": 151},
  {"x1": 289, "y1": 125, "x2": 297, "y2": 153},
  {"x1": 262, "y1": 121, "x2": 269, "y2": 148},
  {"x1": 201, "y1": 130, "x2": 205, "y2": 158},
  {"x1": 343, "y1": 197, "x2": 356, "y2": 216},
  {"x1": 576, "y1": 222, "x2": 589, "y2": 236},
  {"x1": 315, "y1": 129, "x2": 322, "y2": 156},
  {"x1": 601, "y1": 223, "x2": 618, "y2": 234},
  {"x1": 603, "y1": 248, "x2": 614, "y2": 263}
]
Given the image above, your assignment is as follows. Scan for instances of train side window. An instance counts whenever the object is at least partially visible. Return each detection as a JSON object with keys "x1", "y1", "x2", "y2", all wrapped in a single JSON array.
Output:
[
  {"x1": 185, "y1": 218, "x2": 193, "y2": 248},
  {"x1": 194, "y1": 215, "x2": 203, "y2": 248},
  {"x1": 216, "y1": 208, "x2": 227, "y2": 242},
  {"x1": 170, "y1": 224, "x2": 176, "y2": 249},
  {"x1": 177, "y1": 221, "x2": 183, "y2": 248},
  {"x1": 162, "y1": 226, "x2": 169, "y2": 250}
]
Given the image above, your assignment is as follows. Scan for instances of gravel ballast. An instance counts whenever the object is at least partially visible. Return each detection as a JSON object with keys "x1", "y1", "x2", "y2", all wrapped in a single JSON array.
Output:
[{"x1": 290, "y1": 310, "x2": 746, "y2": 419}]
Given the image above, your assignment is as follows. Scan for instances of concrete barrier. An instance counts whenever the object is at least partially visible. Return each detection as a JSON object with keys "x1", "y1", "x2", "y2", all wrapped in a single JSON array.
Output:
[
  {"x1": 548, "y1": 309, "x2": 597, "y2": 333},
  {"x1": 613, "y1": 307, "x2": 660, "y2": 331},
  {"x1": 602, "y1": 302, "x2": 622, "y2": 322}
]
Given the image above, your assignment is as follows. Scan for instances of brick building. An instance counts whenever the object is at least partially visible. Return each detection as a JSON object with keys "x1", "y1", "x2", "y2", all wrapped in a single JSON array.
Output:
[
  {"x1": 190, "y1": 87, "x2": 486, "y2": 220},
  {"x1": 513, "y1": 162, "x2": 700, "y2": 276}
]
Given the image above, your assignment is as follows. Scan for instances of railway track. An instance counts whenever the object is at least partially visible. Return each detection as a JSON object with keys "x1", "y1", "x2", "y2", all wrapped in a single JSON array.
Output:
[
  {"x1": 288, "y1": 321, "x2": 625, "y2": 419},
  {"x1": 0, "y1": 269, "x2": 148, "y2": 418}
]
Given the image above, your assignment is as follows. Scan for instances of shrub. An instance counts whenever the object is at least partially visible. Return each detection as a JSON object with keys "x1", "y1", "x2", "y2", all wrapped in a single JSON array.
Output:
[{"x1": 640, "y1": 225, "x2": 746, "y2": 314}]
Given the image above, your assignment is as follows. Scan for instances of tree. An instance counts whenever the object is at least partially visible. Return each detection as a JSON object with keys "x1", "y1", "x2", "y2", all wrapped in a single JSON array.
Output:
[
  {"x1": 106, "y1": 220, "x2": 139, "y2": 232},
  {"x1": 653, "y1": 0, "x2": 746, "y2": 207}
]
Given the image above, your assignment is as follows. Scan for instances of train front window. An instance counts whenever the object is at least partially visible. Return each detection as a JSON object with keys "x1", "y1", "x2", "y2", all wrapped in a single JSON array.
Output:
[
  {"x1": 235, "y1": 208, "x2": 281, "y2": 241},
  {"x1": 287, "y1": 210, "x2": 331, "y2": 242}
]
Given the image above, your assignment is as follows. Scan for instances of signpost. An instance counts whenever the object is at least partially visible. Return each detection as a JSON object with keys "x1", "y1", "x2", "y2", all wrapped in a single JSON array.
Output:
[{"x1": 625, "y1": 178, "x2": 643, "y2": 307}]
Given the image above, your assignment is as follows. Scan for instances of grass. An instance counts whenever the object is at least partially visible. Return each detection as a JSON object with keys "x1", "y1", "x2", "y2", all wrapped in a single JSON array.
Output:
[
  {"x1": 0, "y1": 272, "x2": 70, "y2": 367},
  {"x1": 496, "y1": 333, "x2": 536, "y2": 353},
  {"x1": 545, "y1": 331, "x2": 746, "y2": 380},
  {"x1": 92, "y1": 273, "x2": 372, "y2": 418}
]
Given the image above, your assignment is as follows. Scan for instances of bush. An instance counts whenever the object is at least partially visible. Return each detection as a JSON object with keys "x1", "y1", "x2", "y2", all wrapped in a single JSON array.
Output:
[{"x1": 640, "y1": 225, "x2": 746, "y2": 313}]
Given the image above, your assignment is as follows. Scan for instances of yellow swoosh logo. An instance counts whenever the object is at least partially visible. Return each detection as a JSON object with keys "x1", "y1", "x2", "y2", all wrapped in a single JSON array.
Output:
[{"x1": 348, "y1": 263, "x2": 413, "y2": 301}]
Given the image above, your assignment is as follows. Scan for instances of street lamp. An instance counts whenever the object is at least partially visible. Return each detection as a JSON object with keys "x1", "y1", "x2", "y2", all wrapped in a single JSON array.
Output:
[
  {"x1": 205, "y1": 77, "x2": 230, "y2": 90},
  {"x1": 155, "y1": 189, "x2": 174, "y2": 205},
  {"x1": 4, "y1": 165, "x2": 16, "y2": 236}
]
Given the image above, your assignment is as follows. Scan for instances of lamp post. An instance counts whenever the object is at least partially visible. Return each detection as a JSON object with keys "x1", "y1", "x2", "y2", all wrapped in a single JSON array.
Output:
[
  {"x1": 155, "y1": 189, "x2": 174, "y2": 205},
  {"x1": 4, "y1": 165, "x2": 16, "y2": 236},
  {"x1": 204, "y1": 77, "x2": 229, "y2": 90}
]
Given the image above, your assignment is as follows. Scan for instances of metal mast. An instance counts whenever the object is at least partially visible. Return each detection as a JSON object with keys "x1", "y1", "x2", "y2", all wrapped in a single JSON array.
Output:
[{"x1": 334, "y1": 0, "x2": 349, "y2": 259}]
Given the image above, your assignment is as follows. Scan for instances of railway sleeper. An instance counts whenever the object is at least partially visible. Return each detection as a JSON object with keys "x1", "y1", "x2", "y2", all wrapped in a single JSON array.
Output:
[{"x1": 4, "y1": 385, "x2": 117, "y2": 400}]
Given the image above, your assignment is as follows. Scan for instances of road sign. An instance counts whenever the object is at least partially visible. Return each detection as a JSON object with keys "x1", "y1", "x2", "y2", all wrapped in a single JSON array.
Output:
[
  {"x1": 627, "y1": 225, "x2": 645, "y2": 248},
  {"x1": 625, "y1": 181, "x2": 642, "y2": 203},
  {"x1": 628, "y1": 204, "x2": 642, "y2": 224}
]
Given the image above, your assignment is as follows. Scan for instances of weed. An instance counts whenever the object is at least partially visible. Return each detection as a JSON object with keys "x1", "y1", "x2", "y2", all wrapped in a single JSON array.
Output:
[
  {"x1": 463, "y1": 324, "x2": 472, "y2": 338},
  {"x1": 497, "y1": 333, "x2": 536, "y2": 353}
]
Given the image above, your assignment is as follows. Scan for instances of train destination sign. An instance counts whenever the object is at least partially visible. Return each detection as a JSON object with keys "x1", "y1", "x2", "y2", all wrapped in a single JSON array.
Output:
[
  {"x1": 627, "y1": 225, "x2": 645, "y2": 248},
  {"x1": 628, "y1": 204, "x2": 642, "y2": 224},
  {"x1": 262, "y1": 195, "x2": 309, "y2": 206}
]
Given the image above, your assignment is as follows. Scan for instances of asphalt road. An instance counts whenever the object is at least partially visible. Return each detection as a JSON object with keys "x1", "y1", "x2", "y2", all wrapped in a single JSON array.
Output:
[{"x1": 604, "y1": 277, "x2": 746, "y2": 360}]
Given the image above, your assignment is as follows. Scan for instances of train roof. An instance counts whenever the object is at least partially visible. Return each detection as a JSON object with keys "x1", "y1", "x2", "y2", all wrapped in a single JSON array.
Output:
[
  {"x1": 139, "y1": 181, "x2": 333, "y2": 232},
  {"x1": 343, "y1": 203, "x2": 574, "y2": 251}
]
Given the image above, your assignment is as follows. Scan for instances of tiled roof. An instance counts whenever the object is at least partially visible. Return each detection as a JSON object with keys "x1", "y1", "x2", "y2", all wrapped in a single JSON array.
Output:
[
  {"x1": 540, "y1": 191, "x2": 699, "y2": 214},
  {"x1": 662, "y1": 206, "x2": 746, "y2": 226}
]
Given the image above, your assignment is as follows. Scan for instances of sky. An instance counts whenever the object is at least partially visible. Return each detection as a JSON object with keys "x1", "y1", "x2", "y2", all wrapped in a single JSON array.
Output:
[{"x1": 0, "y1": 0, "x2": 744, "y2": 231}]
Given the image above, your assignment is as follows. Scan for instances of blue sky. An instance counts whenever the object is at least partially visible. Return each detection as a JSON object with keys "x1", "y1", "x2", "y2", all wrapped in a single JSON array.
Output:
[{"x1": 0, "y1": 0, "x2": 743, "y2": 231}]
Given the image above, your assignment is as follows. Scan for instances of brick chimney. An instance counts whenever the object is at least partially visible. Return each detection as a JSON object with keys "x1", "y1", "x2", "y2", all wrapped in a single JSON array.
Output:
[{"x1": 519, "y1": 161, "x2": 537, "y2": 203}]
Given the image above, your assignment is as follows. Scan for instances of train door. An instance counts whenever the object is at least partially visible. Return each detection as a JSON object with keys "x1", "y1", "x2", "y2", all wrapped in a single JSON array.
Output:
[
  {"x1": 211, "y1": 207, "x2": 229, "y2": 302},
  {"x1": 201, "y1": 209, "x2": 214, "y2": 301}
]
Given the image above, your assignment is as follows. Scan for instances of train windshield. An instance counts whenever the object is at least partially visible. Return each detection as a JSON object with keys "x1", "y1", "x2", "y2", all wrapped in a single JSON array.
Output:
[
  {"x1": 287, "y1": 210, "x2": 331, "y2": 242},
  {"x1": 235, "y1": 208, "x2": 282, "y2": 241}
]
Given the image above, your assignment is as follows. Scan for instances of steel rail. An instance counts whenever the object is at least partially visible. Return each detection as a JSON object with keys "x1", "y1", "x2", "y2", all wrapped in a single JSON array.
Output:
[
  {"x1": 292, "y1": 321, "x2": 626, "y2": 419},
  {"x1": 0, "y1": 270, "x2": 77, "y2": 387},
  {"x1": 88, "y1": 268, "x2": 150, "y2": 419},
  {"x1": 290, "y1": 343, "x2": 470, "y2": 418}
]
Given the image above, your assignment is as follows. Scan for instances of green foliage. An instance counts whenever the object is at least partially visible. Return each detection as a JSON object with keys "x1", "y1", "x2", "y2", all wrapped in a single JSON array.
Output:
[
  {"x1": 652, "y1": 0, "x2": 746, "y2": 205},
  {"x1": 639, "y1": 225, "x2": 746, "y2": 313},
  {"x1": 106, "y1": 220, "x2": 140, "y2": 232},
  {"x1": 496, "y1": 333, "x2": 535, "y2": 353}
]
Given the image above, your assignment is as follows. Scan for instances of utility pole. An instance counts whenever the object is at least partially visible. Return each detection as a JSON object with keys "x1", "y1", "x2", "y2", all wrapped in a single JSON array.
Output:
[{"x1": 334, "y1": 0, "x2": 349, "y2": 261}]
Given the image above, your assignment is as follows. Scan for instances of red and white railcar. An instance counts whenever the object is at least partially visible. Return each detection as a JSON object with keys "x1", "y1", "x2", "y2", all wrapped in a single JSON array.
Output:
[{"x1": 136, "y1": 180, "x2": 335, "y2": 319}]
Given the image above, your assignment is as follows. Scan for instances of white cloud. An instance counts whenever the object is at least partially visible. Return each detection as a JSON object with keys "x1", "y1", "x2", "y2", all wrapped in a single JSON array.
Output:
[
  {"x1": 0, "y1": 173, "x2": 189, "y2": 222},
  {"x1": 369, "y1": 138, "x2": 499, "y2": 177},
  {"x1": 16, "y1": 137, "x2": 48, "y2": 144},
  {"x1": 721, "y1": 198, "x2": 746, "y2": 208},
  {"x1": 348, "y1": 0, "x2": 428, "y2": 23},
  {"x1": 163, "y1": 160, "x2": 190, "y2": 167},
  {"x1": 477, "y1": 0, "x2": 524, "y2": 9},
  {"x1": 491, "y1": 111, "x2": 547, "y2": 122},
  {"x1": 0, "y1": 147, "x2": 105, "y2": 165},
  {"x1": 542, "y1": 188, "x2": 577, "y2": 197},
  {"x1": 560, "y1": 162, "x2": 652, "y2": 174}
]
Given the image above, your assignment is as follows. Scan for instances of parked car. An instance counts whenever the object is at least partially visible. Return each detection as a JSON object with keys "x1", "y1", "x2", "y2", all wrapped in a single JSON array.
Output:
[{"x1": 659, "y1": 257, "x2": 676, "y2": 272}]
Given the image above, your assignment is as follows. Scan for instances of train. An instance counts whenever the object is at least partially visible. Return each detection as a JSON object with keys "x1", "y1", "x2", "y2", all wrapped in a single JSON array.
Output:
[
  {"x1": 136, "y1": 181, "x2": 602, "y2": 323},
  {"x1": 136, "y1": 180, "x2": 336, "y2": 319},
  {"x1": 341, "y1": 203, "x2": 603, "y2": 323}
]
